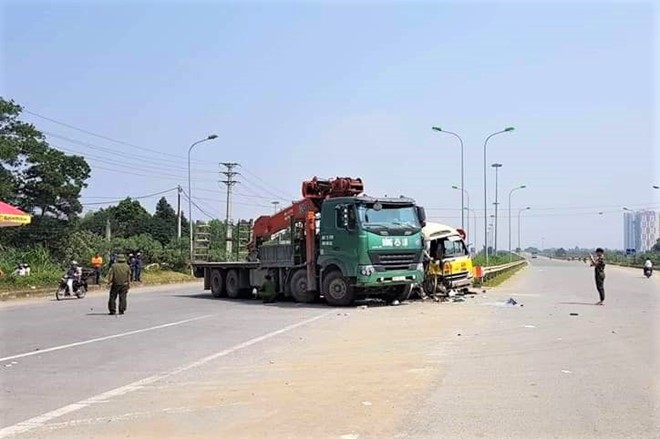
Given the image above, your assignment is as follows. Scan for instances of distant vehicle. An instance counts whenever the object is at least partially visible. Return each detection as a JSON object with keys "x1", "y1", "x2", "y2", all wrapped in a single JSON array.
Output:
[{"x1": 531, "y1": 251, "x2": 538, "y2": 259}]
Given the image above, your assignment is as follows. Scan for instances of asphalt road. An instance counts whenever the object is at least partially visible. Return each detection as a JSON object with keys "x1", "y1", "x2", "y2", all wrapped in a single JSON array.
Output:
[
  {"x1": 0, "y1": 259, "x2": 658, "y2": 438},
  {"x1": 400, "y1": 257, "x2": 660, "y2": 439}
]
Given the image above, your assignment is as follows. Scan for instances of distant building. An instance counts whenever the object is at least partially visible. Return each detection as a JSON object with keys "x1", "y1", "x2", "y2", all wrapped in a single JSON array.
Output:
[{"x1": 623, "y1": 210, "x2": 659, "y2": 252}]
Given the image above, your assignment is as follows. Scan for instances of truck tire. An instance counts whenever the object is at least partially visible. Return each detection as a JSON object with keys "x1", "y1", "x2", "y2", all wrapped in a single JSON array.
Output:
[
  {"x1": 288, "y1": 269, "x2": 316, "y2": 303},
  {"x1": 210, "y1": 269, "x2": 224, "y2": 298},
  {"x1": 322, "y1": 270, "x2": 355, "y2": 306},
  {"x1": 225, "y1": 269, "x2": 241, "y2": 299},
  {"x1": 387, "y1": 284, "x2": 412, "y2": 302}
]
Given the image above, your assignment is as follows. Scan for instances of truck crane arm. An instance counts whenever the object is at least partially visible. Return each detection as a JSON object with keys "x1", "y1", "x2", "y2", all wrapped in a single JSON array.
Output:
[{"x1": 249, "y1": 177, "x2": 363, "y2": 249}]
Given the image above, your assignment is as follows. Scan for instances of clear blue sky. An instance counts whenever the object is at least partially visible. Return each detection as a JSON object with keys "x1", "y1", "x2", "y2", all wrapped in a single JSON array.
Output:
[{"x1": 2, "y1": 1, "x2": 657, "y2": 250}]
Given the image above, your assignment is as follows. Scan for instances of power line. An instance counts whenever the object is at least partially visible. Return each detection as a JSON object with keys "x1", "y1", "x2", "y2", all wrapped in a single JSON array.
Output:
[
  {"x1": 240, "y1": 166, "x2": 294, "y2": 200},
  {"x1": 81, "y1": 188, "x2": 178, "y2": 206},
  {"x1": 44, "y1": 131, "x2": 218, "y2": 173},
  {"x1": 26, "y1": 109, "x2": 186, "y2": 161}
]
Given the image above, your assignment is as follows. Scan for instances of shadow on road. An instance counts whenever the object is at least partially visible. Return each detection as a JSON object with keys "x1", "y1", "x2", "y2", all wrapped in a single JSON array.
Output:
[
  {"x1": 558, "y1": 301, "x2": 599, "y2": 306},
  {"x1": 170, "y1": 293, "x2": 407, "y2": 310}
]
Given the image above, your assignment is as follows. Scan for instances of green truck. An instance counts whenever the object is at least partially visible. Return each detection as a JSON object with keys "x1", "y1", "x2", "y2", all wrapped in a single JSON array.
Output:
[{"x1": 192, "y1": 176, "x2": 426, "y2": 306}]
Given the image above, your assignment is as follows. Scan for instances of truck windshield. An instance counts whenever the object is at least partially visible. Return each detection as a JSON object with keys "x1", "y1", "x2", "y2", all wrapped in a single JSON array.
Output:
[
  {"x1": 443, "y1": 238, "x2": 468, "y2": 257},
  {"x1": 357, "y1": 205, "x2": 420, "y2": 229}
]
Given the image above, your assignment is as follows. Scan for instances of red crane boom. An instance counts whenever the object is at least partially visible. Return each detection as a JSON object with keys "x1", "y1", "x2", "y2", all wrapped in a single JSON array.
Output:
[{"x1": 249, "y1": 177, "x2": 363, "y2": 248}]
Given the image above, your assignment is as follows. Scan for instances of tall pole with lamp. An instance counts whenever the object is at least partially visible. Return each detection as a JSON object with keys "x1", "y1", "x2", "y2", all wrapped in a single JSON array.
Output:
[
  {"x1": 508, "y1": 185, "x2": 526, "y2": 261},
  {"x1": 433, "y1": 127, "x2": 465, "y2": 229},
  {"x1": 188, "y1": 134, "x2": 219, "y2": 271},
  {"x1": 483, "y1": 127, "x2": 514, "y2": 265}
]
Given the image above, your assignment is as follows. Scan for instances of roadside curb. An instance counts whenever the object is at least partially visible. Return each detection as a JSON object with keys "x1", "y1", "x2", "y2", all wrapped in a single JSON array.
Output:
[{"x1": 0, "y1": 279, "x2": 200, "y2": 302}]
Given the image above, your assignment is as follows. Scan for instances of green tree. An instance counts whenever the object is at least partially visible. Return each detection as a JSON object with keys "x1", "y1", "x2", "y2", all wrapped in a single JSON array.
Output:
[
  {"x1": 1, "y1": 97, "x2": 90, "y2": 249},
  {"x1": 108, "y1": 198, "x2": 152, "y2": 238},
  {"x1": 554, "y1": 248, "x2": 567, "y2": 258},
  {"x1": 150, "y1": 197, "x2": 177, "y2": 245}
]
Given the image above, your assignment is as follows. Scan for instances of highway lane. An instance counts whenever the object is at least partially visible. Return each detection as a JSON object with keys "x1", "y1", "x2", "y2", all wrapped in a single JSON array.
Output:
[
  {"x1": 1, "y1": 259, "x2": 658, "y2": 438},
  {"x1": 400, "y1": 257, "x2": 660, "y2": 439},
  {"x1": 0, "y1": 283, "x2": 331, "y2": 430}
]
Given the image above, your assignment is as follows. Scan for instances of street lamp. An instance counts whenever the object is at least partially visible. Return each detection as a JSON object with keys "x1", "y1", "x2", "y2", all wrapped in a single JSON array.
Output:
[
  {"x1": 517, "y1": 207, "x2": 530, "y2": 252},
  {"x1": 433, "y1": 127, "x2": 465, "y2": 229},
  {"x1": 491, "y1": 163, "x2": 503, "y2": 254},
  {"x1": 483, "y1": 127, "x2": 514, "y2": 264},
  {"x1": 508, "y1": 184, "x2": 527, "y2": 261},
  {"x1": 272, "y1": 201, "x2": 280, "y2": 214},
  {"x1": 465, "y1": 207, "x2": 478, "y2": 252},
  {"x1": 188, "y1": 134, "x2": 219, "y2": 269},
  {"x1": 452, "y1": 185, "x2": 470, "y2": 238}
]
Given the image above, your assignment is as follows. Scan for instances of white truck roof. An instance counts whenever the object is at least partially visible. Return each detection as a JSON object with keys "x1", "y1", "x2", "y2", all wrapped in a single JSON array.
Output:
[{"x1": 422, "y1": 222, "x2": 461, "y2": 241}]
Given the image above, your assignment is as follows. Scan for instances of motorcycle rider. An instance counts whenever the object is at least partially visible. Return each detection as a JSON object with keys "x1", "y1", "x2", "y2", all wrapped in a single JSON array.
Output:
[
  {"x1": 644, "y1": 258, "x2": 653, "y2": 276},
  {"x1": 66, "y1": 261, "x2": 82, "y2": 295}
]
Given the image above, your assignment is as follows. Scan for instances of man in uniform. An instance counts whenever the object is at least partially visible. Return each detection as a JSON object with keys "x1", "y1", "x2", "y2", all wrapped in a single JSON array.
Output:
[
  {"x1": 259, "y1": 274, "x2": 277, "y2": 303},
  {"x1": 107, "y1": 254, "x2": 131, "y2": 315},
  {"x1": 590, "y1": 247, "x2": 606, "y2": 305}
]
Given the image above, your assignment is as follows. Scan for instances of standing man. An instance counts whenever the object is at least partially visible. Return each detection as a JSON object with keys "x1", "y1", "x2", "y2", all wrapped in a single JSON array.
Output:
[
  {"x1": 128, "y1": 253, "x2": 135, "y2": 282},
  {"x1": 590, "y1": 247, "x2": 606, "y2": 305},
  {"x1": 134, "y1": 251, "x2": 143, "y2": 282},
  {"x1": 107, "y1": 254, "x2": 131, "y2": 315},
  {"x1": 91, "y1": 252, "x2": 103, "y2": 285}
]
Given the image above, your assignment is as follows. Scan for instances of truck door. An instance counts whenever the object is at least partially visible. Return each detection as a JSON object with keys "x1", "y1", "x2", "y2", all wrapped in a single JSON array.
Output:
[{"x1": 319, "y1": 203, "x2": 359, "y2": 276}]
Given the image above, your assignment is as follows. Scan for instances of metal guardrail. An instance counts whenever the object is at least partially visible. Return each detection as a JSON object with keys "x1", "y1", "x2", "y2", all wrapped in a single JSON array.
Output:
[{"x1": 481, "y1": 259, "x2": 527, "y2": 277}]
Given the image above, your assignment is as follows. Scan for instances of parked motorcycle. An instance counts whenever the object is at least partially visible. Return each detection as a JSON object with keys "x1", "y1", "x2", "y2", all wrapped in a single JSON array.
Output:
[
  {"x1": 643, "y1": 267, "x2": 653, "y2": 278},
  {"x1": 56, "y1": 273, "x2": 88, "y2": 300}
]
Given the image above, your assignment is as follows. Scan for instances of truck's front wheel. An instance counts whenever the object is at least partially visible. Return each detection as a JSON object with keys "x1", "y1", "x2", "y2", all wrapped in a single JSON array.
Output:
[
  {"x1": 322, "y1": 270, "x2": 354, "y2": 306},
  {"x1": 288, "y1": 269, "x2": 316, "y2": 303},
  {"x1": 210, "y1": 269, "x2": 224, "y2": 298}
]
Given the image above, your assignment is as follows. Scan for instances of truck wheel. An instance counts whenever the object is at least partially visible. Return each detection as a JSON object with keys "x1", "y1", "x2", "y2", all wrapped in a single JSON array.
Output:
[
  {"x1": 322, "y1": 270, "x2": 354, "y2": 306},
  {"x1": 288, "y1": 269, "x2": 316, "y2": 303},
  {"x1": 210, "y1": 269, "x2": 224, "y2": 298},
  {"x1": 387, "y1": 284, "x2": 412, "y2": 302},
  {"x1": 226, "y1": 269, "x2": 241, "y2": 299}
]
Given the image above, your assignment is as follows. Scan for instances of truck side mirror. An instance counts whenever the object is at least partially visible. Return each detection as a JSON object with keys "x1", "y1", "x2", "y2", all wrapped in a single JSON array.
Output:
[{"x1": 416, "y1": 206, "x2": 427, "y2": 227}]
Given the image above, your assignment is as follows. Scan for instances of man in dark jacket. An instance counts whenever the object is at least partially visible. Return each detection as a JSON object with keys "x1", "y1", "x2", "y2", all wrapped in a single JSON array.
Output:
[{"x1": 107, "y1": 254, "x2": 131, "y2": 315}]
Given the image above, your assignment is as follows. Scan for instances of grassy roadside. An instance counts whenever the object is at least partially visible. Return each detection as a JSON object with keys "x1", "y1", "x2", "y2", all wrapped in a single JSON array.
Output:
[
  {"x1": 472, "y1": 253, "x2": 523, "y2": 267},
  {"x1": 0, "y1": 269, "x2": 196, "y2": 300}
]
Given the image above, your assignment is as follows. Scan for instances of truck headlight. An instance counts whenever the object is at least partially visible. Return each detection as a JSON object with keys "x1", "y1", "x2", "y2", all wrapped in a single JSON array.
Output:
[
  {"x1": 360, "y1": 265, "x2": 375, "y2": 276},
  {"x1": 415, "y1": 263, "x2": 424, "y2": 271}
]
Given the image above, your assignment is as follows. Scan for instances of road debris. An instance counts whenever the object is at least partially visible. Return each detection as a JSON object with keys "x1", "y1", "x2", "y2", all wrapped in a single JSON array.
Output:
[
  {"x1": 561, "y1": 370, "x2": 573, "y2": 374},
  {"x1": 523, "y1": 325, "x2": 536, "y2": 328},
  {"x1": 361, "y1": 401, "x2": 373, "y2": 406},
  {"x1": 569, "y1": 313, "x2": 579, "y2": 316}
]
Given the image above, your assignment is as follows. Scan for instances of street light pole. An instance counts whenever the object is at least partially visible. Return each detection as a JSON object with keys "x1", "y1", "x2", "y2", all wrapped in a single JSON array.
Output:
[
  {"x1": 508, "y1": 185, "x2": 527, "y2": 261},
  {"x1": 433, "y1": 127, "x2": 465, "y2": 229},
  {"x1": 483, "y1": 127, "x2": 514, "y2": 265},
  {"x1": 518, "y1": 207, "x2": 530, "y2": 253},
  {"x1": 187, "y1": 134, "x2": 219, "y2": 270},
  {"x1": 452, "y1": 185, "x2": 470, "y2": 238},
  {"x1": 491, "y1": 163, "x2": 503, "y2": 254}
]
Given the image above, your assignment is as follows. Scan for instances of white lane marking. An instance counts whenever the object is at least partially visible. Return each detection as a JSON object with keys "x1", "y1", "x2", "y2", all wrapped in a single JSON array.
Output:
[
  {"x1": 0, "y1": 311, "x2": 333, "y2": 438},
  {"x1": 0, "y1": 315, "x2": 212, "y2": 363}
]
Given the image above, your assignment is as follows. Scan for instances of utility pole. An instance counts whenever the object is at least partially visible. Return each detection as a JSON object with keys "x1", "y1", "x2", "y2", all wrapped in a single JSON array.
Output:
[
  {"x1": 105, "y1": 218, "x2": 111, "y2": 241},
  {"x1": 491, "y1": 163, "x2": 503, "y2": 254},
  {"x1": 176, "y1": 185, "x2": 182, "y2": 239},
  {"x1": 220, "y1": 162, "x2": 240, "y2": 259}
]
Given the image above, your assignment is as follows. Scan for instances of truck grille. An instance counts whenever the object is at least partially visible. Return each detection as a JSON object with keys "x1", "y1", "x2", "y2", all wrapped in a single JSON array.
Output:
[{"x1": 369, "y1": 251, "x2": 420, "y2": 270}]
